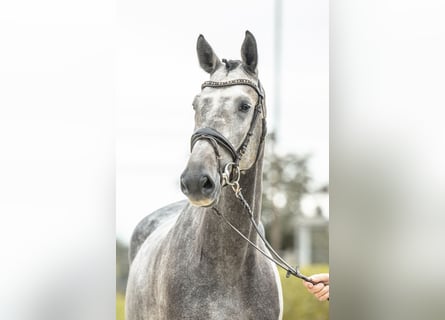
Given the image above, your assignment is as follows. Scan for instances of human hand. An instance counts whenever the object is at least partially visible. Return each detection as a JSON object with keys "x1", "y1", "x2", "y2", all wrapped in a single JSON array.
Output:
[{"x1": 303, "y1": 273, "x2": 329, "y2": 301}]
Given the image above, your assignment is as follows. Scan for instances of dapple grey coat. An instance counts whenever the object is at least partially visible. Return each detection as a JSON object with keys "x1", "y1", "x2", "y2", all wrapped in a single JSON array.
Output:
[{"x1": 126, "y1": 31, "x2": 283, "y2": 320}]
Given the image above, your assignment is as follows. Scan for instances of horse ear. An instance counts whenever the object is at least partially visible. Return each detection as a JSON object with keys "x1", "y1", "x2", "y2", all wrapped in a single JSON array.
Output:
[
  {"x1": 241, "y1": 30, "x2": 258, "y2": 74},
  {"x1": 197, "y1": 35, "x2": 221, "y2": 74}
]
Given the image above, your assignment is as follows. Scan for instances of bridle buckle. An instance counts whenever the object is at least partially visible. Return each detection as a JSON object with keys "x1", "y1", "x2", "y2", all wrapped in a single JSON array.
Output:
[
  {"x1": 222, "y1": 162, "x2": 240, "y2": 186},
  {"x1": 222, "y1": 162, "x2": 242, "y2": 196}
]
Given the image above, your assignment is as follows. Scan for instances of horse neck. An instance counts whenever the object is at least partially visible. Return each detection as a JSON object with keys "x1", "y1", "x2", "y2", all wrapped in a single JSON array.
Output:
[{"x1": 198, "y1": 146, "x2": 265, "y2": 273}]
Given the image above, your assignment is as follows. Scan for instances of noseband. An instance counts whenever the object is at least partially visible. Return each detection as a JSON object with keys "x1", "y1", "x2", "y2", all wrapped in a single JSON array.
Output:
[{"x1": 190, "y1": 78, "x2": 267, "y2": 186}]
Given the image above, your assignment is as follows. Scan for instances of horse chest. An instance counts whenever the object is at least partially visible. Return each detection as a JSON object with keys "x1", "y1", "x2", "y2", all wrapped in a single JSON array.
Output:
[
  {"x1": 150, "y1": 215, "x2": 283, "y2": 319},
  {"x1": 160, "y1": 261, "x2": 281, "y2": 320}
]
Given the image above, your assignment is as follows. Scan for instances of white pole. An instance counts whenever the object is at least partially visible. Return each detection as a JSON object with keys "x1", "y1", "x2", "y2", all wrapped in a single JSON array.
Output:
[
  {"x1": 273, "y1": 0, "x2": 282, "y2": 142},
  {"x1": 298, "y1": 224, "x2": 311, "y2": 266}
]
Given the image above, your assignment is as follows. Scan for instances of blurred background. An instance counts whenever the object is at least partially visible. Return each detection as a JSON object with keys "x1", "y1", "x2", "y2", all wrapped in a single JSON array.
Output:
[
  {"x1": 116, "y1": 0, "x2": 329, "y2": 319},
  {"x1": 4, "y1": 1, "x2": 444, "y2": 320}
]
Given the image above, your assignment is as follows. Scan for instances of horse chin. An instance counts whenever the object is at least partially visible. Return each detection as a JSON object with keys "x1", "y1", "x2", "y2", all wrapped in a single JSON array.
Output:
[
  {"x1": 188, "y1": 197, "x2": 217, "y2": 208},
  {"x1": 187, "y1": 188, "x2": 221, "y2": 208},
  {"x1": 188, "y1": 199, "x2": 213, "y2": 208}
]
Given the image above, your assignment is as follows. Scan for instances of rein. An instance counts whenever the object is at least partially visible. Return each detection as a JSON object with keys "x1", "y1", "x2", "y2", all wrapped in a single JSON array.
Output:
[
  {"x1": 190, "y1": 78, "x2": 319, "y2": 285},
  {"x1": 212, "y1": 186, "x2": 316, "y2": 284}
]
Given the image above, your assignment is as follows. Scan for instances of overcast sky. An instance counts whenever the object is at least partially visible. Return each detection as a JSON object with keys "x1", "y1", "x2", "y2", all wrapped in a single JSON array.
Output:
[{"x1": 116, "y1": 0, "x2": 328, "y2": 243}]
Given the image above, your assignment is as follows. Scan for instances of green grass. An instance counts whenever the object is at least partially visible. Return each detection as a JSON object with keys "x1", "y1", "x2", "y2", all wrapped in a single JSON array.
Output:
[
  {"x1": 280, "y1": 264, "x2": 329, "y2": 320},
  {"x1": 117, "y1": 264, "x2": 329, "y2": 320},
  {"x1": 116, "y1": 293, "x2": 125, "y2": 320}
]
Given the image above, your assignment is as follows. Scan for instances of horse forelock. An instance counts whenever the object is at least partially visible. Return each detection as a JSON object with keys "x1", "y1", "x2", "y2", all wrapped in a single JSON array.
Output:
[
  {"x1": 211, "y1": 59, "x2": 257, "y2": 81},
  {"x1": 222, "y1": 59, "x2": 241, "y2": 72}
]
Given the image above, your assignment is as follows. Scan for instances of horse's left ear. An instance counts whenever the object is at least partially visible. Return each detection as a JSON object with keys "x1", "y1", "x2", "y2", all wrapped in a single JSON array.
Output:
[{"x1": 241, "y1": 30, "x2": 258, "y2": 74}]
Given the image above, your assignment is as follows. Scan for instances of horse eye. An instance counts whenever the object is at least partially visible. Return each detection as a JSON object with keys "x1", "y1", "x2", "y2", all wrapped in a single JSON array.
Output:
[{"x1": 239, "y1": 103, "x2": 251, "y2": 113}]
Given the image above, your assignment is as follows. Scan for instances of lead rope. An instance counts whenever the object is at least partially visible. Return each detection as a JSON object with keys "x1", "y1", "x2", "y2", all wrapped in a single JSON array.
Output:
[{"x1": 213, "y1": 174, "x2": 320, "y2": 285}]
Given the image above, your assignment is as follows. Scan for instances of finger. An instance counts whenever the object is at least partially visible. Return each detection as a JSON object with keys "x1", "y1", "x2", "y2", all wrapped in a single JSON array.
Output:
[
  {"x1": 314, "y1": 285, "x2": 329, "y2": 300},
  {"x1": 317, "y1": 289, "x2": 330, "y2": 302},
  {"x1": 309, "y1": 283, "x2": 325, "y2": 294},
  {"x1": 310, "y1": 273, "x2": 329, "y2": 284},
  {"x1": 303, "y1": 281, "x2": 313, "y2": 289}
]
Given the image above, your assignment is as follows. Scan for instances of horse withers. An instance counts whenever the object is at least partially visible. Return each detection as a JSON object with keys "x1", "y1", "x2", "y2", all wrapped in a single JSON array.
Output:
[{"x1": 126, "y1": 31, "x2": 283, "y2": 320}]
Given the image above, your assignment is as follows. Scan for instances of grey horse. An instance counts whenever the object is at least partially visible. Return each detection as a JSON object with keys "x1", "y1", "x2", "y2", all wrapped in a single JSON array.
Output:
[{"x1": 126, "y1": 31, "x2": 283, "y2": 320}]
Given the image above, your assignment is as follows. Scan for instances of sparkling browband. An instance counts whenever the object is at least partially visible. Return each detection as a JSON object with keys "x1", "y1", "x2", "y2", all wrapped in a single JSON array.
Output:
[{"x1": 201, "y1": 79, "x2": 264, "y2": 98}]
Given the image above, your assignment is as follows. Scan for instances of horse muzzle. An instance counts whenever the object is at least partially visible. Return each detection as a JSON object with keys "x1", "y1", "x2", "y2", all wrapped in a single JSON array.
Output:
[{"x1": 180, "y1": 165, "x2": 221, "y2": 207}]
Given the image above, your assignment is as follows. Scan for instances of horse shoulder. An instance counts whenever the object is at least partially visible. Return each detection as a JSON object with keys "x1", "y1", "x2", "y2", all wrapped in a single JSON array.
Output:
[{"x1": 128, "y1": 200, "x2": 187, "y2": 263}]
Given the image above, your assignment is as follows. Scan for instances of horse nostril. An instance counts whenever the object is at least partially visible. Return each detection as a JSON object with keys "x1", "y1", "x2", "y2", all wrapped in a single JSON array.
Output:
[
  {"x1": 200, "y1": 175, "x2": 215, "y2": 195},
  {"x1": 180, "y1": 176, "x2": 189, "y2": 195}
]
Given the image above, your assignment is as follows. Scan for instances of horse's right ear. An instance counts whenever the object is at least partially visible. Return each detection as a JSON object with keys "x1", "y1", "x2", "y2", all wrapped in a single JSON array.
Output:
[{"x1": 197, "y1": 35, "x2": 221, "y2": 74}]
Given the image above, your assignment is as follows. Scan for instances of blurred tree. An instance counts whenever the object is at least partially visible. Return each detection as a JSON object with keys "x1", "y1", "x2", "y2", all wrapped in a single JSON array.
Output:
[
  {"x1": 262, "y1": 136, "x2": 311, "y2": 252},
  {"x1": 116, "y1": 240, "x2": 129, "y2": 294}
]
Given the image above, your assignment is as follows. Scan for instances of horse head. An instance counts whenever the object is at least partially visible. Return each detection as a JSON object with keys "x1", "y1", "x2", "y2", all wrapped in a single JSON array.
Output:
[{"x1": 180, "y1": 31, "x2": 267, "y2": 207}]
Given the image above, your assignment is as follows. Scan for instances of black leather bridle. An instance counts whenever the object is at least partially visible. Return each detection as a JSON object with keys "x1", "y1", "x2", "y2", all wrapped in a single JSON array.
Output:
[
  {"x1": 189, "y1": 78, "x2": 322, "y2": 286},
  {"x1": 190, "y1": 78, "x2": 267, "y2": 185}
]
